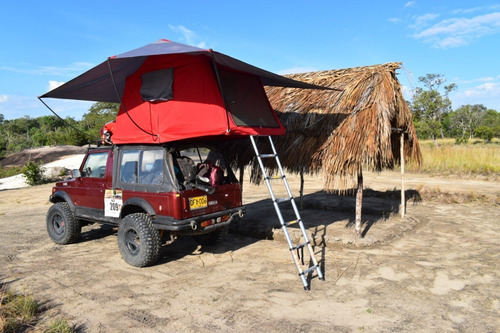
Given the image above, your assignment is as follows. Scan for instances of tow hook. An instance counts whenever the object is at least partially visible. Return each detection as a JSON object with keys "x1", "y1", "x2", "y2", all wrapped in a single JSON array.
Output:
[{"x1": 190, "y1": 221, "x2": 198, "y2": 230}]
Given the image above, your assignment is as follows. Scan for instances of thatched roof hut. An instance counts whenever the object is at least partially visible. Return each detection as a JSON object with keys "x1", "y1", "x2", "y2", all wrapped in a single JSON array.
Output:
[{"x1": 231, "y1": 62, "x2": 422, "y2": 191}]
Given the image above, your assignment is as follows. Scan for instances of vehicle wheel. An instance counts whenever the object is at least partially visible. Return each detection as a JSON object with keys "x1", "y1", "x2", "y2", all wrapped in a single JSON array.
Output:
[
  {"x1": 46, "y1": 202, "x2": 81, "y2": 244},
  {"x1": 193, "y1": 225, "x2": 229, "y2": 246},
  {"x1": 117, "y1": 213, "x2": 161, "y2": 267}
]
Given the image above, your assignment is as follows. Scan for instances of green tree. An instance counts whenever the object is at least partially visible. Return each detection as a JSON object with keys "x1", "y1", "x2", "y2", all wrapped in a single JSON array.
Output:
[
  {"x1": 480, "y1": 109, "x2": 500, "y2": 138},
  {"x1": 449, "y1": 104, "x2": 487, "y2": 140},
  {"x1": 410, "y1": 74, "x2": 457, "y2": 145},
  {"x1": 81, "y1": 102, "x2": 119, "y2": 140}
]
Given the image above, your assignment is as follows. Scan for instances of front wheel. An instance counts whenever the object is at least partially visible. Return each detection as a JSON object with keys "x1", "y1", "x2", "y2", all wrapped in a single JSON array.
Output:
[
  {"x1": 117, "y1": 213, "x2": 161, "y2": 267},
  {"x1": 46, "y1": 202, "x2": 81, "y2": 244}
]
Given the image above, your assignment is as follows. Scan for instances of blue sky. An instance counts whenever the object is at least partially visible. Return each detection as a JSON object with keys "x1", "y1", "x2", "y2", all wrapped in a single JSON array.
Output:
[{"x1": 1, "y1": 0, "x2": 499, "y2": 120}]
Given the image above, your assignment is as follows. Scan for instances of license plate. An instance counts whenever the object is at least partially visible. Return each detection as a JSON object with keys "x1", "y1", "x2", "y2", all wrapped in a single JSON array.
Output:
[{"x1": 189, "y1": 196, "x2": 208, "y2": 210}]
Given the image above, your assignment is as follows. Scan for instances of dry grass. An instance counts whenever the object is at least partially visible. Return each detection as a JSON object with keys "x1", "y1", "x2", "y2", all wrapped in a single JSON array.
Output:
[
  {"x1": 0, "y1": 286, "x2": 38, "y2": 332},
  {"x1": 408, "y1": 139, "x2": 500, "y2": 175},
  {"x1": 0, "y1": 285, "x2": 76, "y2": 333}
]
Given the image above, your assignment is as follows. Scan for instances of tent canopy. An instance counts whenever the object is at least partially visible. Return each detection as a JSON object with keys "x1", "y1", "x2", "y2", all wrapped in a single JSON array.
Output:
[{"x1": 41, "y1": 39, "x2": 330, "y2": 144}]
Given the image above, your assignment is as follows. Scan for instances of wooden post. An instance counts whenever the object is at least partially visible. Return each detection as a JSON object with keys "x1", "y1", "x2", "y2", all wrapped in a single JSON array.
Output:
[
  {"x1": 400, "y1": 133, "x2": 405, "y2": 218},
  {"x1": 239, "y1": 167, "x2": 244, "y2": 192},
  {"x1": 299, "y1": 167, "x2": 305, "y2": 209},
  {"x1": 355, "y1": 169, "x2": 363, "y2": 238}
]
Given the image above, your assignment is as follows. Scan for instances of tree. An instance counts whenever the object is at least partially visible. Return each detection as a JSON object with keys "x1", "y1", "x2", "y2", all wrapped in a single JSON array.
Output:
[
  {"x1": 480, "y1": 109, "x2": 500, "y2": 138},
  {"x1": 410, "y1": 74, "x2": 457, "y2": 145},
  {"x1": 81, "y1": 102, "x2": 119, "y2": 140},
  {"x1": 449, "y1": 104, "x2": 487, "y2": 141}
]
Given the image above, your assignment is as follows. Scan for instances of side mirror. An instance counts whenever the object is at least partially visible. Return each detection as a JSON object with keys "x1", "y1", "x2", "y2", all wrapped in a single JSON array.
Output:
[{"x1": 71, "y1": 169, "x2": 81, "y2": 178}]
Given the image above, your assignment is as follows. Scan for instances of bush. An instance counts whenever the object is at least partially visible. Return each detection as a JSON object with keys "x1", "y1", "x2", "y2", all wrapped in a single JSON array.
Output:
[
  {"x1": 21, "y1": 161, "x2": 47, "y2": 186},
  {"x1": 475, "y1": 126, "x2": 495, "y2": 142}
]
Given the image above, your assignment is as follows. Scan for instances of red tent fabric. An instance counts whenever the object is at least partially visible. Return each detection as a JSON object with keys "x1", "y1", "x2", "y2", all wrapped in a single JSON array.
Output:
[
  {"x1": 112, "y1": 53, "x2": 283, "y2": 143},
  {"x1": 40, "y1": 39, "x2": 330, "y2": 144}
]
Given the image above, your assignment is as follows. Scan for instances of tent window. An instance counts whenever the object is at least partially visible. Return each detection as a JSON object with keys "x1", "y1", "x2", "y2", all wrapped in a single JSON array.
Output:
[
  {"x1": 218, "y1": 68, "x2": 279, "y2": 127},
  {"x1": 140, "y1": 68, "x2": 174, "y2": 102}
]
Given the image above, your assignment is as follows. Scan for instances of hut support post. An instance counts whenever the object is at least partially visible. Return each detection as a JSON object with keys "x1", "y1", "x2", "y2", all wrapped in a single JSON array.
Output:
[
  {"x1": 355, "y1": 169, "x2": 363, "y2": 238},
  {"x1": 300, "y1": 167, "x2": 304, "y2": 209},
  {"x1": 400, "y1": 133, "x2": 405, "y2": 218},
  {"x1": 239, "y1": 167, "x2": 244, "y2": 192}
]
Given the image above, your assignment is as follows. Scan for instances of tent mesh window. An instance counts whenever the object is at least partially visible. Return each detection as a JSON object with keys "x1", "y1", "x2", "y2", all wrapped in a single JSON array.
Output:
[
  {"x1": 140, "y1": 68, "x2": 174, "y2": 102},
  {"x1": 218, "y1": 67, "x2": 279, "y2": 128}
]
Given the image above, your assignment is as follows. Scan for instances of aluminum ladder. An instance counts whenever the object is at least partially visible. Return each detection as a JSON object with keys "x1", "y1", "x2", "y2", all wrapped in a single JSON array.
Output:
[{"x1": 250, "y1": 135, "x2": 324, "y2": 290}]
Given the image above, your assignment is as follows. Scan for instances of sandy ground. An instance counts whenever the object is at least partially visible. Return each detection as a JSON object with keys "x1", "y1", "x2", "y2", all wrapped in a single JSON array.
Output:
[{"x1": 1, "y1": 148, "x2": 499, "y2": 332}]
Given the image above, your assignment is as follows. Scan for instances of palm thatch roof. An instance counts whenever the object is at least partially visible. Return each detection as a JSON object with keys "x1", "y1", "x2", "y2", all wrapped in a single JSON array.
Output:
[{"x1": 228, "y1": 62, "x2": 422, "y2": 191}]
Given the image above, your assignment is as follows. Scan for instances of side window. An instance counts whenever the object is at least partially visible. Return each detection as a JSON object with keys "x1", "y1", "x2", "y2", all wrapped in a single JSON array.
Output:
[
  {"x1": 120, "y1": 151, "x2": 139, "y2": 184},
  {"x1": 120, "y1": 149, "x2": 165, "y2": 185},
  {"x1": 140, "y1": 149, "x2": 165, "y2": 185},
  {"x1": 81, "y1": 152, "x2": 108, "y2": 178}
]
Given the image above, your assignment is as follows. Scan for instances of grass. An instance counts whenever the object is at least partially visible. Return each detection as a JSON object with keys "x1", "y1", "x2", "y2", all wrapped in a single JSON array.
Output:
[
  {"x1": 407, "y1": 138, "x2": 500, "y2": 176},
  {"x1": 0, "y1": 166, "x2": 22, "y2": 179},
  {"x1": 0, "y1": 286, "x2": 38, "y2": 332},
  {"x1": 0, "y1": 285, "x2": 75, "y2": 333}
]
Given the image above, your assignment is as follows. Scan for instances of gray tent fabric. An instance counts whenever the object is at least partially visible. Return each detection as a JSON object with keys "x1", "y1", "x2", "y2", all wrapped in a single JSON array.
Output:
[
  {"x1": 40, "y1": 39, "x2": 333, "y2": 103},
  {"x1": 140, "y1": 68, "x2": 174, "y2": 102}
]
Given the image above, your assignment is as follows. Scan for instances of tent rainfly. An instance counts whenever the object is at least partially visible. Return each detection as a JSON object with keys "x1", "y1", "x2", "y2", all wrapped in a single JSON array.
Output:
[{"x1": 40, "y1": 39, "x2": 329, "y2": 144}]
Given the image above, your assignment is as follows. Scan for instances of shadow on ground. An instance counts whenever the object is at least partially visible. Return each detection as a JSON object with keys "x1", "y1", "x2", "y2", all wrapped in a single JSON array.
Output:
[{"x1": 231, "y1": 188, "x2": 422, "y2": 246}]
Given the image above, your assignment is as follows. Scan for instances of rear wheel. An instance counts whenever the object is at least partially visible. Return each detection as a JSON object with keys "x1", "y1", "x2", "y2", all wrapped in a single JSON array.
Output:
[
  {"x1": 46, "y1": 202, "x2": 81, "y2": 244},
  {"x1": 193, "y1": 225, "x2": 229, "y2": 246},
  {"x1": 117, "y1": 213, "x2": 161, "y2": 267}
]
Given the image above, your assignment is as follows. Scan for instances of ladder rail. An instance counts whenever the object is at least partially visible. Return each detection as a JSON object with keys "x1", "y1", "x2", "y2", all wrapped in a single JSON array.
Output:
[{"x1": 250, "y1": 135, "x2": 324, "y2": 289}]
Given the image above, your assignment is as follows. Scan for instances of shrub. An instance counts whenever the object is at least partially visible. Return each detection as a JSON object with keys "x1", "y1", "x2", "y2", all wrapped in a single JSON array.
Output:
[
  {"x1": 21, "y1": 161, "x2": 47, "y2": 186},
  {"x1": 475, "y1": 126, "x2": 495, "y2": 143}
]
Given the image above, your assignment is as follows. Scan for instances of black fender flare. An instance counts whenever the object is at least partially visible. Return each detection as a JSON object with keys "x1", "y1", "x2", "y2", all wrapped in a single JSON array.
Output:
[
  {"x1": 49, "y1": 191, "x2": 76, "y2": 212},
  {"x1": 121, "y1": 197, "x2": 156, "y2": 217}
]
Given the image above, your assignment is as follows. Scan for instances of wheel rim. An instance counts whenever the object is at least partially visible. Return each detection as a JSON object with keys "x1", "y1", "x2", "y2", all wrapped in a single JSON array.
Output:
[
  {"x1": 51, "y1": 213, "x2": 65, "y2": 236},
  {"x1": 124, "y1": 228, "x2": 141, "y2": 256}
]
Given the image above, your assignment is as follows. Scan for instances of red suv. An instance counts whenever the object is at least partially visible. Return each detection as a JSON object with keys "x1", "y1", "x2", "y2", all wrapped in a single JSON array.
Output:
[{"x1": 47, "y1": 143, "x2": 245, "y2": 267}]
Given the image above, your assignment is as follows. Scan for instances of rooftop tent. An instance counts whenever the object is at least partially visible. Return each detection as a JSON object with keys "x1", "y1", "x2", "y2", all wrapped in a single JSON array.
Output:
[{"x1": 40, "y1": 39, "x2": 330, "y2": 144}]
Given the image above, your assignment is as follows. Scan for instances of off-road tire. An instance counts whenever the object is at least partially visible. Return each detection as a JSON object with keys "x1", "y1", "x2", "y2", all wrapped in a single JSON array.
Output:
[
  {"x1": 193, "y1": 225, "x2": 229, "y2": 246},
  {"x1": 117, "y1": 213, "x2": 161, "y2": 267},
  {"x1": 46, "y1": 202, "x2": 81, "y2": 244}
]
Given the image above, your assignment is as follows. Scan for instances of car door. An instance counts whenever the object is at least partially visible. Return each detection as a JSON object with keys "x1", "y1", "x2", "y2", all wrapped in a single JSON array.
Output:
[{"x1": 73, "y1": 150, "x2": 110, "y2": 216}]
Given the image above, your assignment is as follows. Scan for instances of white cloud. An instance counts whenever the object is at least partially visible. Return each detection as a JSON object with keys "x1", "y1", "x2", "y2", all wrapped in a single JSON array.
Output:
[
  {"x1": 452, "y1": 79, "x2": 500, "y2": 110},
  {"x1": 456, "y1": 76, "x2": 496, "y2": 84},
  {"x1": 388, "y1": 17, "x2": 401, "y2": 23},
  {"x1": 401, "y1": 84, "x2": 413, "y2": 101},
  {"x1": 0, "y1": 62, "x2": 93, "y2": 77},
  {"x1": 168, "y1": 25, "x2": 207, "y2": 48},
  {"x1": 0, "y1": 94, "x2": 8, "y2": 103},
  {"x1": 48, "y1": 81, "x2": 65, "y2": 91},
  {"x1": 278, "y1": 66, "x2": 319, "y2": 75},
  {"x1": 405, "y1": 1, "x2": 416, "y2": 8},
  {"x1": 410, "y1": 13, "x2": 440, "y2": 30},
  {"x1": 412, "y1": 12, "x2": 500, "y2": 48},
  {"x1": 463, "y1": 82, "x2": 500, "y2": 98}
]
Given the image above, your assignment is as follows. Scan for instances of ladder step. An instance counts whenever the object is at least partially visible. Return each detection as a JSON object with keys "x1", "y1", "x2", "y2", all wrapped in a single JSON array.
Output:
[
  {"x1": 266, "y1": 175, "x2": 284, "y2": 180},
  {"x1": 284, "y1": 219, "x2": 300, "y2": 227},
  {"x1": 302, "y1": 264, "x2": 320, "y2": 276},
  {"x1": 291, "y1": 241, "x2": 309, "y2": 251},
  {"x1": 275, "y1": 197, "x2": 291, "y2": 203},
  {"x1": 259, "y1": 153, "x2": 277, "y2": 158}
]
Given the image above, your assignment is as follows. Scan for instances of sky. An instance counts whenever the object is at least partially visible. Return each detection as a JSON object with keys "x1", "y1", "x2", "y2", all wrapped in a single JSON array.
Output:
[{"x1": 1, "y1": 0, "x2": 499, "y2": 120}]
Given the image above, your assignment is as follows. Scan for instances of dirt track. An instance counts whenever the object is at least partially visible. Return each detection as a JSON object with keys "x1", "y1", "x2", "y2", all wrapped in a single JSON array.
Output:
[{"x1": 1, "y1": 172, "x2": 499, "y2": 332}]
